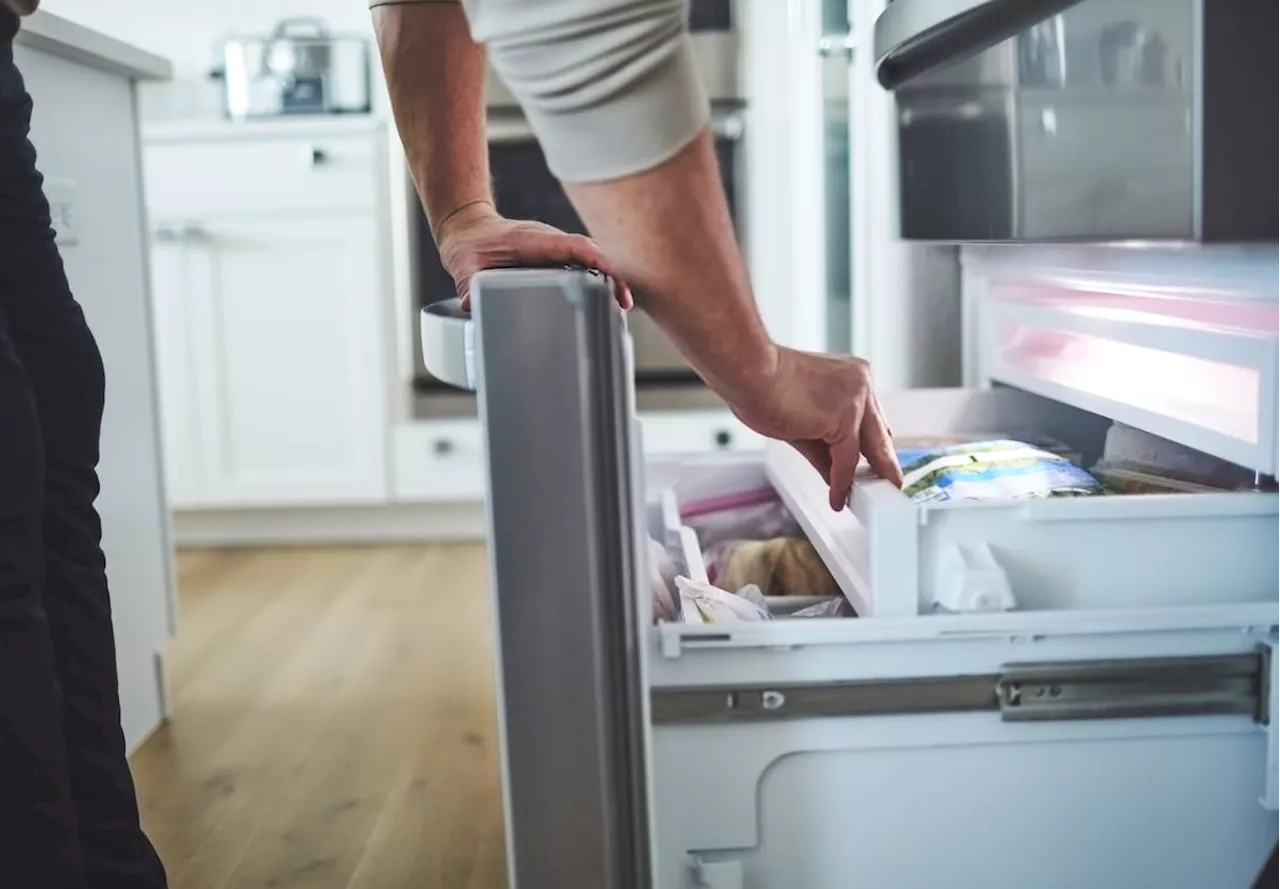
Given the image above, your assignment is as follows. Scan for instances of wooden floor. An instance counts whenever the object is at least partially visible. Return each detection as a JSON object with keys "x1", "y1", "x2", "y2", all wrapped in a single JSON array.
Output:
[{"x1": 129, "y1": 545, "x2": 508, "y2": 889}]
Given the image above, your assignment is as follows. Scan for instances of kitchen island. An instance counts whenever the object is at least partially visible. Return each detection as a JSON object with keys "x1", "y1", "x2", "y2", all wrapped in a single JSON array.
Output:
[{"x1": 13, "y1": 11, "x2": 175, "y2": 753}]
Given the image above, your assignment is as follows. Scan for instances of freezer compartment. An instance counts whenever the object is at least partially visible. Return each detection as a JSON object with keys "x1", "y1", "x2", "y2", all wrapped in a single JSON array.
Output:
[
  {"x1": 764, "y1": 388, "x2": 1278, "y2": 619},
  {"x1": 970, "y1": 245, "x2": 1280, "y2": 476}
]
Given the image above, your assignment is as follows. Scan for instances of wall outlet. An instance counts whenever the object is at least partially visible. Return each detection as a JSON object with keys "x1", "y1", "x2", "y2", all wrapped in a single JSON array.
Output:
[{"x1": 44, "y1": 177, "x2": 79, "y2": 247}]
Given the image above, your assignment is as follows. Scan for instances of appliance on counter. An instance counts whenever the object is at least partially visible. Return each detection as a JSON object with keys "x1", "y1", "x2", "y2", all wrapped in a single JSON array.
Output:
[
  {"x1": 410, "y1": 0, "x2": 744, "y2": 420},
  {"x1": 210, "y1": 18, "x2": 371, "y2": 120},
  {"x1": 877, "y1": 0, "x2": 1277, "y2": 242}
]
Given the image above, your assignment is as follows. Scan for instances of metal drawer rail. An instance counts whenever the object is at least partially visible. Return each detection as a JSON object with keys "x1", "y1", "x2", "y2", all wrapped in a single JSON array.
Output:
[{"x1": 651, "y1": 652, "x2": 1269, "y2": 726}]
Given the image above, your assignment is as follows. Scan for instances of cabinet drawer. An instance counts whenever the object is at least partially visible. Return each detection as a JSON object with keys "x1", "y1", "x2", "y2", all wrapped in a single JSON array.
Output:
[
  {"x1": 144, "y1": 134, "x2": 380, "y2": 218},
  {"x1": 639, "y1": 410, "x2": 763, "y2": 455},
  {"x1": 393, "y1": 421, "x2": 486, "y2": 502}
]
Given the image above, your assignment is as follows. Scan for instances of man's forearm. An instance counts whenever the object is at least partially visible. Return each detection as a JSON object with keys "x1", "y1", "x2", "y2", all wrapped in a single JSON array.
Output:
[
  {"x1": 372, "y1": 3, "x2": 491, "y2": 236},
  {"x1": 565, "y1": 132, "x2": 778, "y2": 402}
]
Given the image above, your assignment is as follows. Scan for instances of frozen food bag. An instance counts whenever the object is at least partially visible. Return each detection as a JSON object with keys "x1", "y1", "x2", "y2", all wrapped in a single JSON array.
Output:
[
  {"x1": 647, "y1": 536, "x2": 681, "y2": 623},
  {"x1": 680, "y1": 487, "x2": 804, "y2": 549},
  {"x1": 898, "y1": 440, "x2": 1104, "y2": 503},
  {"x1": 716, "y1": 538, "x2": 841, "y2": 598},
  {"x1": 787, "y1": 596, "x2": 852, "y2": 618},
  {"x1": 676, "y1": 576, "x2": 773, "y2": 624}
]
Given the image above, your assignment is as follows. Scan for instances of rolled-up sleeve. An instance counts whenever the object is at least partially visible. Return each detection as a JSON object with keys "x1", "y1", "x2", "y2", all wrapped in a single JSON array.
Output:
[{"x1": 371, "y1": 0, "x2": 709, "y2": 183}]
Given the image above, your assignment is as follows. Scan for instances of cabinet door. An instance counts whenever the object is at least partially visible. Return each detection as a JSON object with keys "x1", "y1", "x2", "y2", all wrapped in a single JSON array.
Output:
[
  {"x1": 186, "y1": 214, "x2": 388, "y2": 506},
  {"x1": 148, "y1": 231, "x2": 203, "y2": 508}
]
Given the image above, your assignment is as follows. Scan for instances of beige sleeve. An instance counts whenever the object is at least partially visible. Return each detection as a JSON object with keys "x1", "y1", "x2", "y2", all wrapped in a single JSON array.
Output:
[{"x1": 370, "y1": 0, "x2": 708, "y2": 183}]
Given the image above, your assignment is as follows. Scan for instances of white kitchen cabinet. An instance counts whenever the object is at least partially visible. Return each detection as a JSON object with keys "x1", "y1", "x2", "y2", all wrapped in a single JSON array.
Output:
[
  {"x1": 143, "y1": 120, "x2": 391, "y2": 510},
  {"x1": 147, "y1": 236, "x2": 201, "y2": 508},
  {"x1": 148, "y1": 212, "x2": 388, "y2": 507}
]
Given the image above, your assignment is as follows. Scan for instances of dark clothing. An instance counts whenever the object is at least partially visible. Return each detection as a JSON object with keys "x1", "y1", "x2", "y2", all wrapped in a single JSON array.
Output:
[{"x1": 0, "y1": 18, "x2": 166, "y2": 889}]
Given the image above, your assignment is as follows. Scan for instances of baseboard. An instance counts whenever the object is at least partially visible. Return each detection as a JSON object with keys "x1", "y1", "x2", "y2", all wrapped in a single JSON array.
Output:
[{"x1": 172, "y1": 502, "x2": 488, "y2": 547}]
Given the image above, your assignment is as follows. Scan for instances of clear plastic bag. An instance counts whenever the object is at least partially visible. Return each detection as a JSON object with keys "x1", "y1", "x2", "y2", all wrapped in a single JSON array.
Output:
[
  {"x1": 647, "y1": 537, "x2": 680, "y2": 623},
  {"x1": 786, "y1": 596, "x2": 851, "y2": 619},
  {"x1": 676, "y1": 576, "x2": 772, "y2": 623},
  {"x1": 681, "y1": 488, "x2": 803, "y2": 550}
]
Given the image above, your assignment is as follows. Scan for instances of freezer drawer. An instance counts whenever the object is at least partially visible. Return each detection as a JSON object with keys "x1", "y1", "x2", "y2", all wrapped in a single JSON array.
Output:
[
  {"x1": 646, "y1": 447, "x2": 1277, "y2": 889},
  {"x1": 425, "y1": 271, "x2": 1279, "y2": 889}
]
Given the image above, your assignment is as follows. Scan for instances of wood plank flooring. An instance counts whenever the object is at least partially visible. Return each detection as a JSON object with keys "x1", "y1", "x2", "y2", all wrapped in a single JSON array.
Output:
[{"x1": 129, "y1": 545, "x2": 507, "y2": 889}]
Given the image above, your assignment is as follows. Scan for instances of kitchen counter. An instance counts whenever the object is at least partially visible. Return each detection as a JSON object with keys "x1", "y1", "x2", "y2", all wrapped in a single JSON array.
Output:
[
  {"x1": 142, "y1": 113, "x2": 388, "y2": 144},
  {"x1": 15, "y1": 9, "x2": 170, "y2": 81}
]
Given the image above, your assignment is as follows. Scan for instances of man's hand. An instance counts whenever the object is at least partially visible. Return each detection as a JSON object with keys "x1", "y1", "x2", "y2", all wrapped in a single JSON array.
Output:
[
  {"x1": 437, "y1": 202, "x2": 632, "y2": 312},
  {"x1": 729, "y1": 347, "x2": 904, "y2": 511}
]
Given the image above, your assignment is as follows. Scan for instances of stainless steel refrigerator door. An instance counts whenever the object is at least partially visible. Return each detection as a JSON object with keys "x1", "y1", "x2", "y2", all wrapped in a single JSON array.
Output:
[{"x1": 423, "y1": 271, "x2": 653, "y2": 889}]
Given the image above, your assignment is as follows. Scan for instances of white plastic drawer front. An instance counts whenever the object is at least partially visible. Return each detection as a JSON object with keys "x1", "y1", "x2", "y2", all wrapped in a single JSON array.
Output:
[
  {"x1": 971, "y1": 246, "x2": 1279, "y2": 476},
  {"x1": 646, "y1": 616, "x2": 1277, "y2": 889}
]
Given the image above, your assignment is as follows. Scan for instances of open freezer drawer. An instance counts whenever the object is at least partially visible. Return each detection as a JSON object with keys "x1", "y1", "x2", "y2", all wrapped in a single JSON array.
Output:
[{"x1": 422, "y1": 270, "x2": 1279, "y2": 889}]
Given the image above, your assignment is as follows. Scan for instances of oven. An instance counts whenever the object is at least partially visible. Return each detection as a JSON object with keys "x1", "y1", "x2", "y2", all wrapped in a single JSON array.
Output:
[{"x1": 410, "y1": 1, "x2": 746, "y2": 419}]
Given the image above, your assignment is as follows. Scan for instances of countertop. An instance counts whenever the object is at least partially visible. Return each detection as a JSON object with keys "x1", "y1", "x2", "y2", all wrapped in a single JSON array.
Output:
[
  {"x1": 14, "y1": 10, "x2": 171, "y2": 81},
  {"x1": 142, "y1": 114, "x2": 388, "y2": 145}
]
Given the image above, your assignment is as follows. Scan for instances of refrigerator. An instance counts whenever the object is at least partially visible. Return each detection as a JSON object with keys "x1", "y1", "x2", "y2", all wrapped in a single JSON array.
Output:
[{"x1": 417, "y1": 2, "x2": 1278, "y2": 886}]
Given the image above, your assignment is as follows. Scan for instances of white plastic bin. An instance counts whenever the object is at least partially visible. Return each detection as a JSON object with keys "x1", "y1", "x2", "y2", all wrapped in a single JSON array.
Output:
[{"x1": 765, "y1": 388, "x2": 1278, "y2": 617}]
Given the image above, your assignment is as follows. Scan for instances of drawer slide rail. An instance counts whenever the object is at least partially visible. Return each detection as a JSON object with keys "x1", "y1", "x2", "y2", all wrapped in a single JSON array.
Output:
[{"x1": 651, "y1": 652, "x2": 1268, "y2": 726}]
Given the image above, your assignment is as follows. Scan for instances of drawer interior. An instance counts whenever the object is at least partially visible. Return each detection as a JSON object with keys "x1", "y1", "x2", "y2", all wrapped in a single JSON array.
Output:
[{"x1": 645, "y1": 387, "x2": 1278, "y2": 624}]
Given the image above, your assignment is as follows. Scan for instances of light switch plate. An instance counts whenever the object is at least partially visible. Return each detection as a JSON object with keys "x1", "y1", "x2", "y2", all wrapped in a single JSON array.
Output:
[{"x1": 44, "y1": 177, "x2": 79, "y2": 247}]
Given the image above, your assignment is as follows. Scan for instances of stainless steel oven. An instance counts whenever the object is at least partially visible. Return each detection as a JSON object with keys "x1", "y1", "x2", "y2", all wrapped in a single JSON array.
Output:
[{"x1": 410, "y1": 0, "x2": 745, "y2": 419}]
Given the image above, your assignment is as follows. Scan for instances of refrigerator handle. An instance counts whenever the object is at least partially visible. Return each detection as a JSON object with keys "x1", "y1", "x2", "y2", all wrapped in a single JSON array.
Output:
[
  {"x1": 420, "y1": 298, "x2": 477, "y2": 390},
  {"x1": 873, "y1": 0, "x2": 1081, "y2": 89}
]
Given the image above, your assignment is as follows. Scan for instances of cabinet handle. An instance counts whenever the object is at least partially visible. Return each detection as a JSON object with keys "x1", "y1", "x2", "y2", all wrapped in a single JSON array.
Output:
[
  {"x1": 308, "y1": 147, "x2": 329, "y2": 167},
  {"x1": 432, "y1": 438, "x2": 455, "y2": 456},
  {"x1": 180, "y1": 224, "x2": 211, "y2": 244},
  {"x1": 713, "y1": 429, "x2": 733, "y2": 450},
  {"x1": 817, "y1": 33, "x2": 857, "y2": 58}
]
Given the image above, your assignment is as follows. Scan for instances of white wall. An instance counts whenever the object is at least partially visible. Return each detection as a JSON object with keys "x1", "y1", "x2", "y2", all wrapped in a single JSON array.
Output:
[
  {"x1": 15, "y1": 42, "x2": 175, "y2": 753},
  {"x1": 42, "y1": 0, "x2": 376, "y2": 120}
]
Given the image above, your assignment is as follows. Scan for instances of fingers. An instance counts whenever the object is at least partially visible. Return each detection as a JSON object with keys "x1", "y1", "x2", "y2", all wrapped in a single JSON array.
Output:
[
  {"x1": 456, "y1": 276, "x2": 472, "y2": 312},
  {"x1": 611, "y1": 276, "x2": 634, "y2": 311},
  {"x1": 519, "y1": 230, "x2": 621, "y2": 279},
  {"x1": 826, "y1": 400, "x2": 866, "y2": 511},
  {"x1": 860, "y1": 393, "x2": 903, "y2": 488}
]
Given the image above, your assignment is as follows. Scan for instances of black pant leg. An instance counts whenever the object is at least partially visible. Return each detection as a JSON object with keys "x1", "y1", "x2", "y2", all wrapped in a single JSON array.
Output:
[
  {"x1": 0, "y1": 32, "x2": 166, "y2": 889},
  {"x1": 0, "y1": 285, "x2": 89, "y2": 889}
]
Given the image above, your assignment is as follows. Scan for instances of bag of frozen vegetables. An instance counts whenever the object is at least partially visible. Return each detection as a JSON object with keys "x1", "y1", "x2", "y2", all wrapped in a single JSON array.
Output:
[{"x1": 896, "y1": 439, "x2": 1105, "y2": 504}]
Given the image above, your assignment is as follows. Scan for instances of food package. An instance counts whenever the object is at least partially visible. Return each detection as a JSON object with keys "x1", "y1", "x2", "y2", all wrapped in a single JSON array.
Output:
[
  {"x1": 706, "y1": 537, "x2": 842, "y2": 599},
  {"x1": 647, "y1": 537, "x2": 680, "y2": 623},
  {"x1": 897, "y1": 439, "x2": 1105, "y2": 503},
  {"x1": 786, "y1": 596, "x2": 852, "y2": 618},
  {"x1": 680, "y1": 487, "x2": 804, "y2": 549},
  {"x1": 892, "y1": 433, "x2": 1082, "y2": 469},
  {"x1": 676, "y1": 576, "x2": 772, "y2": 624},
  {"x1": 1095, "y1": 423, "x2": 1273, "y2": 492},
  {"x1": 1091, "y1": 465, "x2": 1225, "y2": 495}
]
